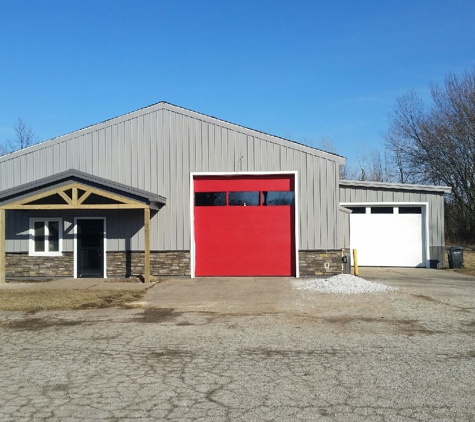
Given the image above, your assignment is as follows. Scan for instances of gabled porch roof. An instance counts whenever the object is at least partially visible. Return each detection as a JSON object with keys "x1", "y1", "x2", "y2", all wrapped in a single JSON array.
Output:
[{"x1": 0, "y1": 169, "x2": 166, "y2": 210}]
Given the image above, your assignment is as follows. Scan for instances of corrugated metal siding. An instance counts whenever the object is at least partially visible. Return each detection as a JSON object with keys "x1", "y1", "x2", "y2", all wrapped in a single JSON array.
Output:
[
  {"x1": 338, "y1": 208, "x2": 351, "y2": 249},
  {"x1": 339, "y1": 185, "x2": 446, "y2": 266},
  {"x1": 2, "y1": 105, "x2": 342, "y2": 252}
]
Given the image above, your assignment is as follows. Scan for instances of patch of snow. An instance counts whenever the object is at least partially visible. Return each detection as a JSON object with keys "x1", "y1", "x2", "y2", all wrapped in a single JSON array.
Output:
[{"x1": 295, "y1": 274, "x2": 397, "y2": 294}]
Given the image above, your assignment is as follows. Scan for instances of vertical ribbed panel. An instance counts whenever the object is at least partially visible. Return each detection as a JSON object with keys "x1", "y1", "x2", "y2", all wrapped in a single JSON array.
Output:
[
  {"x1": 338, "y1": 208, "x2": 351, "y2": 249},
  {"x1": 2, "y1": 106, "x2": 343, "y2": 252}
]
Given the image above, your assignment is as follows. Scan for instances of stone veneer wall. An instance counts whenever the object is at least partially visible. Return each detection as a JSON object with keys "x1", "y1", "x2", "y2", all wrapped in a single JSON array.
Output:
[
  {"x1": 299, "y1": 250, "x2": 343, "y2": 277},
  {"x1": 7, "y1": 250, "x2": 341, "y2": 278},
  {"x1": 6, "y1": 252, "x2": 74, "y2": 278},
  {"x1": 5, "y1": 251, "x2": 191, "y2": 278},
  {"x1": 107, "y1": 251, "x2": 191, "y2": 277}
]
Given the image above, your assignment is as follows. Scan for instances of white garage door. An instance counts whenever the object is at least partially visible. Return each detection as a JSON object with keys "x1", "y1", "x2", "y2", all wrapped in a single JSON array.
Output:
[{"x1": 347, "y1": 205, "x2": 426, "y2": 267}]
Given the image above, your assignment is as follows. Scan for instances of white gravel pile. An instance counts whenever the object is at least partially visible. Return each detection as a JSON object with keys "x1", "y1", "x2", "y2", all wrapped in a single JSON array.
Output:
[{"x1": 296, "y1": 274, "x2": 397, "y2": 294}]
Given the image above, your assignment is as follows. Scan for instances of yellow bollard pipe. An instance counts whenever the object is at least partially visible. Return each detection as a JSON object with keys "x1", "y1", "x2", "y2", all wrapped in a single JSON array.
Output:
[{"x1": 353, "y1": 249, "x2": 358, "y2": 276}]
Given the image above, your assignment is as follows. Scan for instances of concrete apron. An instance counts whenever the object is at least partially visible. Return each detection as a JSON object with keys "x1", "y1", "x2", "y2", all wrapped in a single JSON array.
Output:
[
  {"x1": 143, "y1": 277, "x2": 305, "y2": 314},
  {"x1": 144, "y1": 269, "x2": 475, "y2": 314},
  {"x1": 2, "y1": 269, "x2": 474, "y2": 314}
]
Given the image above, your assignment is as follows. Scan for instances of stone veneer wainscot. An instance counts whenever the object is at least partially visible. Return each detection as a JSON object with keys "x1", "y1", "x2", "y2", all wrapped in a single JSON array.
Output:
[{"x1": 299, "y1": 250, "x2": 343, "y2": 277}]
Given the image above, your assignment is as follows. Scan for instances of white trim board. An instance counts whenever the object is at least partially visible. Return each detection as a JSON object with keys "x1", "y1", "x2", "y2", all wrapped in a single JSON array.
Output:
[{"x1": 28, "y1": 217, "x2": 63, "y2": 257}]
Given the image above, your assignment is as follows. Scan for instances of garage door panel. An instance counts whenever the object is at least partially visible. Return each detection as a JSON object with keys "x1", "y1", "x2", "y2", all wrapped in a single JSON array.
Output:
[
  {"x1": 195, "y1": 207, "x2": 293, "y2": 225},
  {"x1": 350, "y1": 208, "x2": 425, "y2": 267},
  {"x1": 195, "y1": 219, "x2": 294, "y2": 276},
  {"x1": 194, "y1": 175, "x2": 295, "y2": 277},
  {"x1": 194, "y1": 175, "x2": 294, "y2": 192}
]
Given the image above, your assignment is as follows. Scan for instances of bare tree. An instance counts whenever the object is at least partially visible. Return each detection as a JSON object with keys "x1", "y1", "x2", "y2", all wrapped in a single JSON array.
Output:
[
  {"x1": 0, "y1": 142, "x2": 8, "y2": 156},
  {"x1": 384, "y1": 92, "x2": 427, "y2": 184},
  {"x1": 352, "y1": 144, "x2": 391, "y2": 182},
  {"x1": 385, "y1": 69, "x2": 475, "y2": 242},
  {"x1": 313, "y1": 137, "x2": 362, "y2": 180},
  {"x1": 339, "y1": 162, "x2": 357, "y2": 180},
  {"x1": 313, "y1": 137, "x2": 350, "y2": 179},
  {"x1": 8, "y1": 118, "x2": 38, "y2": 152},
  {"x1": 309, "y1": 136, "x2": 391, "y2": 182},
  {"x1": 315, "y1": 136, "x2": 338, "y2": 154}
]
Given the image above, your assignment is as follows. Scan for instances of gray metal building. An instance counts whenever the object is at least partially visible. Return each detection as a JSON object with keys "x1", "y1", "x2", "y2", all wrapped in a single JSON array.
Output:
[
  {"x1": 0, "y1": 102, "x2": 451, "y2": 282},
  {"x1": 340, "y1": 180, "x2": 451, "y2": 268}
]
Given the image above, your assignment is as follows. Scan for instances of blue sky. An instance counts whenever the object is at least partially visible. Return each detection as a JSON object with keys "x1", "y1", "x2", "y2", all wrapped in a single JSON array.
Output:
[{"x1": 1, "y1": 0, "x2": 474, "y2": 165}]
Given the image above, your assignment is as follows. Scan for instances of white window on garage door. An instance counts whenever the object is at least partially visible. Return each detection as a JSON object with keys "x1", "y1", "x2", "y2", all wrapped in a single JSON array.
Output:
[{"x1": 346, "y1": 205, "x2": 428, "y2": 267}]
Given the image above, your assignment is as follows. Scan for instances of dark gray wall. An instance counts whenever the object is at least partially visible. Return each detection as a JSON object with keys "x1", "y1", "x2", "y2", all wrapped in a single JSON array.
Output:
[{"x1": 5, "y1": 209, "x2": 145, "y2": 253}]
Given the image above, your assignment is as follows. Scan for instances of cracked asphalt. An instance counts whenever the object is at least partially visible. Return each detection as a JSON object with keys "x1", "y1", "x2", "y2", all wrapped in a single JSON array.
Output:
[{"x1": 1, "y1": 269, "x2": 474, "y2": 421}]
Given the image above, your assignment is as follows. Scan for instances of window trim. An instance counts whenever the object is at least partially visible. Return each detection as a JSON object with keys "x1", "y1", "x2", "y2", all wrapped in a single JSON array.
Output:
[{"x1": 29, "y1": 218, "x2": 63, "y2": 256}]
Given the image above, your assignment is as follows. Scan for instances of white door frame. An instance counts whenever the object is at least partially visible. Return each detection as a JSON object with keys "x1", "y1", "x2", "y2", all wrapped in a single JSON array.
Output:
[
  {"x1": 73, "y1": 217, "x2": 107, "y2": 278},
  {"x1": 190, "y1": 171, "x2": 300, "y2": 278},
  {"x1": 340, "y1": 202, "x2": 430, "y2": 268}
]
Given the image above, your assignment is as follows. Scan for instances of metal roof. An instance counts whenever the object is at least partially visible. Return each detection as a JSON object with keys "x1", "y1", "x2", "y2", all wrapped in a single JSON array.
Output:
[
  {"x1": 0, "y1": 102, "x2": 346, "y2": 165},
  {"x1": 0, "y1": 169, "x2": 166, "y2": 209},
  {"x1": 339, "y1": 179, "x2": 452, "y2": 194}
]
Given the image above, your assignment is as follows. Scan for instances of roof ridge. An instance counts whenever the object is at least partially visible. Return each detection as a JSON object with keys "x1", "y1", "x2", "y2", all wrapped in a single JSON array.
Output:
[{"x1": 0, "y1": 102, "x2": 345, "y2": 164}]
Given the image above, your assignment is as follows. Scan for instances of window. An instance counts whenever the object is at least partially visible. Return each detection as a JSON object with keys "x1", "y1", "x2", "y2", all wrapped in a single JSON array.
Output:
[
  {"x1": 194, "y1": 189, "x2": 296, "y2": 207},
  {"x1": 195, "y1": 192, "x2": 226, "y2": 206},
  {"x1": 399, "y1": 206, "x2": 422, "y2": 214},
  {"x1": 371, "y1": 207, "x2": 394, "y2": 214},
  {"x1": 262, "y1": 191, "x2": 295, "y2": 206},
  {"x1": 229, "y1": 191, "x2": 260, "y2": 206},
  {"x1": 346, "y1": 206, "x2": 366, "y2": 214},
  {"x1": 29, "y1": 218, "x2": 62, "y2": 256}
]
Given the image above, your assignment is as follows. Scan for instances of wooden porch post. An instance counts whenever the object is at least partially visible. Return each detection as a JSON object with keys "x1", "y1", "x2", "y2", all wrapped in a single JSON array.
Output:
[
  {"x1": 144, "y1": 207, "x2": 151, "y2": 283},
  {"x1": 0, "y1": 208, "x2": 5, "y2": 284}
]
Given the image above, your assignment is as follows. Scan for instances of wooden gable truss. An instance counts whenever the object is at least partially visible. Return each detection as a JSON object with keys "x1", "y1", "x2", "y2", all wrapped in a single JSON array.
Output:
[{"x1": 4, "y1": 182, "x2": 150, "y2": 210}]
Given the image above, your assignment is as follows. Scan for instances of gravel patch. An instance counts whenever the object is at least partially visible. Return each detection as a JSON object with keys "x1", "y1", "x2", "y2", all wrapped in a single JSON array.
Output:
[{"x1": 296, "y1": 274, "x2": 398, "y2": 294}]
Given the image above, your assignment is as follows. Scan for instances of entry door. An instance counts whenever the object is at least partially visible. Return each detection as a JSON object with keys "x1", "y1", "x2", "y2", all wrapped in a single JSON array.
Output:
[{"x1": 77, "y1": 219, "x2": 105, "y2": 277}]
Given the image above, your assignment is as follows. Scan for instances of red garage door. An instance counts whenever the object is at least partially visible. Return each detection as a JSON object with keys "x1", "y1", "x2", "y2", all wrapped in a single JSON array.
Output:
[{"x1": 194, "y1": 175, "x2": 296, "y2": 276}]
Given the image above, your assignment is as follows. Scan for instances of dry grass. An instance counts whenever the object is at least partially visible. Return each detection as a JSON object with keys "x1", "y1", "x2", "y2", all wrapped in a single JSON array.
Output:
[
  {"x1": 447, "y1": 246, "x2": 475, "y2": 277},
  {"x1": 0, "y1": 289, "x2": 146, "y2": 312}
]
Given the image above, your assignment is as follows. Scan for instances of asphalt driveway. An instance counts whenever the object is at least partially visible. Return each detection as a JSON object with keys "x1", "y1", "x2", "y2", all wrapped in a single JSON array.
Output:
[{"x1": 1, "y1": 268, "x2": 474, "y2": 421}]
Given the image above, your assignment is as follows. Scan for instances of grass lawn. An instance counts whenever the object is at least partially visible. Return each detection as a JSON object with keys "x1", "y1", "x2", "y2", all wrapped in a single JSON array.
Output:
[{"x1": 0, "y1": 289, "x2": 146, "y2": 312}]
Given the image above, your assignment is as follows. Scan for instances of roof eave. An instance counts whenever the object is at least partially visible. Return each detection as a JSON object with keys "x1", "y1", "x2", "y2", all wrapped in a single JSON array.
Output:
[
  {"x1": 0, "y1": 169, "x2": 167, "y2": 207},
  {"x1": 339, "y1": 179, "x2": 452, "y2": 194}
]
